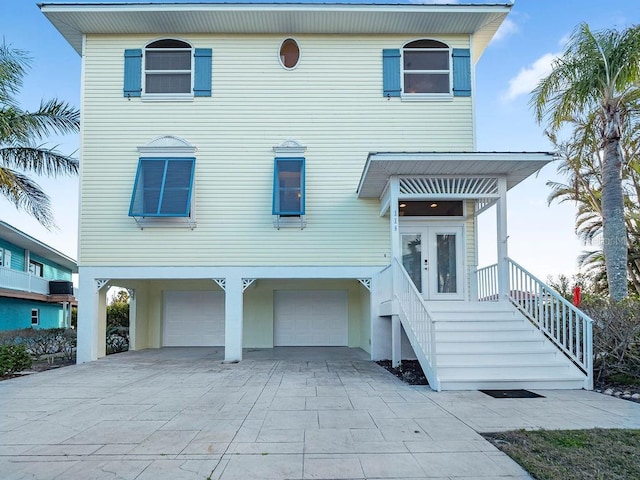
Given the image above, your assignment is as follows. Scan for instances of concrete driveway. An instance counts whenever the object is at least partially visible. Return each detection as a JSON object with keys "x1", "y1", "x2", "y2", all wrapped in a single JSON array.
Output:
[{"x1": 1, "y1": 347, "x2": 639, "y2": 480}]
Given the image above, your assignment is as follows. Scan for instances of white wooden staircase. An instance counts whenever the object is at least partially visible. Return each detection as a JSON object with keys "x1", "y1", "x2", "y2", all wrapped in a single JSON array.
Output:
[
  {"x1": 381, "y1": 258, "x2": 593, "y2": 391},
  {"x1": 429, "y1": 301, "x2": 586, "y2": 390}
]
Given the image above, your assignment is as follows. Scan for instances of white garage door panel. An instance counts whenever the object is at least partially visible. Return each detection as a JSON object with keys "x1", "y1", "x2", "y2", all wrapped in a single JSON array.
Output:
[
  {"x1": 274, "y1": 290, "x2": 348, "y2": 346},
  {"x1": 163, "y1": 291, "x2": 225, "y2": 346}
]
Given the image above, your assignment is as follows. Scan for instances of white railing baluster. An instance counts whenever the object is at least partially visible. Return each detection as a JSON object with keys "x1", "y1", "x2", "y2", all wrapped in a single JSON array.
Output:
[
  {"x1": 391, "y1": 258, "x2": 439, "y2": 390},
  {"x1": 474, "y1": 258, "x2": 593, "y2": 389}
]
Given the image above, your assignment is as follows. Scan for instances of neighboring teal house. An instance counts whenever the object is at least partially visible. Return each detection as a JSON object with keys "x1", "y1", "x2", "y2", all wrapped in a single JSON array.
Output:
[{"x1": 0, "y1": 221, "x2": 77, "y2": 331}]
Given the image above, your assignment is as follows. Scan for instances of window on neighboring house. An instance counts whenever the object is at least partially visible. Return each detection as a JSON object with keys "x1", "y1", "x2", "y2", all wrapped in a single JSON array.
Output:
[
  {"x1": 382, "y1": 41, "x2": 470, "y2": 98},
  {"x1": 0, "y1": 248, "x2": 4, "y2": 267},
  {"x1": 273, "y1": 158, "x2": 305, "y2": 216},
  {"x1": 129, "y1": 157, "x2": 196, "y2": 218},
  {"x1": 29, "y1": 260, "x2": 43, "y2": 277},
  {"x1": 123, "y1": 40, "x2": 212, "y2": 98},
  {"x1": 31, "y1": 308, "x2": 39, "y2": 326}
]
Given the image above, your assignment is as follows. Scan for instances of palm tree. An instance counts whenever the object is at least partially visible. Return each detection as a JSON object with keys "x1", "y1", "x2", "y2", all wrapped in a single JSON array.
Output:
[
  {"x1": 532, "y1": 23, "x2": 640, "y2": 301},
  {"x1": 546, "y1": 114, "x2": 640, "y2": 295},
  {"x1": 0, "y1": 42, "x2": 79, "y2": 229}
]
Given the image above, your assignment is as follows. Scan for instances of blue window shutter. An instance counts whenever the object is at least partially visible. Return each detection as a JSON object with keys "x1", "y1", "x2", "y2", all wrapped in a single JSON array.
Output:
[
  {"x1": 123, "y1": 49, "x2": 142, "y2": 97},
  {"x1": 452, "y1": 48, "x2": 471, "y2": 97},
  {"x1": 272, "y1": 157, "x2": 305, "y2": 216},
  {"x1": 129, "y1": 157, "x2": 195, "y2": 217},
  {"x1": 193, "y1": 48, "x2": 212, "y2": 97},
  {"x1": 382, "y1": 49, "x2": 401, "y2": 97}
]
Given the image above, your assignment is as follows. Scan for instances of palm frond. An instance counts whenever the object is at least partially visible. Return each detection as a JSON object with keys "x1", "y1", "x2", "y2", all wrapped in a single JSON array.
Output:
[
  {"x1": 0, "y1": 166, "x2": 54, "y2": 229},
  {"x1": 0, "y1": 146, "x2": 79, "y2": 177},
  {"x1": 0, "y1": 42, "x2": 30, "y2": 108}
]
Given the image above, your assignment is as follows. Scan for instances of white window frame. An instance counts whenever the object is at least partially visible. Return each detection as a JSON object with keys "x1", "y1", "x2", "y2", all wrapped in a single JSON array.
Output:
[
  {"x1": 272, "y1": 141, "x2": 307, "y2": 229},
  {"x1": 142, "y1": 39, "x2": 194, "y2": 100},
  {"x1": 31, "y1": 308, "x2": 39, "y2": 326},
  {"x1": 29, "y1": 260, "x2": 43, "y2": 277},
  {"x1": 401, "y1": 39, "x2": 452, "y2": 99},
  {"x1": 133, "y1": 136, "x2": 198, "y2": 229}
]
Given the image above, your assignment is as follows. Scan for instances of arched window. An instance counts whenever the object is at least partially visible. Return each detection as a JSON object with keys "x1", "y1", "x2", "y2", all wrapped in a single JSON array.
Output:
[
  {"x1": 144, "y1": 39, "x2": 192, "y2": 94},
  {"x1": 402, "y1": 39, "x2": 450, "y2": 95}
]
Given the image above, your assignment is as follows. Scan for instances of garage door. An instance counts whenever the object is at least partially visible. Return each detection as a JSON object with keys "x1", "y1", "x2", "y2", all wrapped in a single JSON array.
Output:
[
  {"x1": 274, "y1": 290, "x2": 348, "y2": 346},
  {"x1": 162, "y1": 291, "x2": 225, "y2": 346}
]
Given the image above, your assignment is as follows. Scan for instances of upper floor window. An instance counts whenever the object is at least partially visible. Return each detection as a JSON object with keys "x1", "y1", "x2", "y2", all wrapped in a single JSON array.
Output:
[
  {"x1": 382, "y1": 42, "x2": 470, "y2": 98},
  {"x1": 145, "y1": 39, "x2": 192, "y2": 94},
  {"x1": 402, "y1": 40, "x2": 450, "y2": 95},
  {"x1": 273, "y1": 158, "x2": 305, "y2": 217},
  {"x1": 129, "y1": 136, "x2": 198, "y2": 228},
  {"x1": 123, "y1": 43, "x2": 212, "y2": 99},
  {"x1": 29, "y1": 260, "x2": 43, "y2": 277},
  {"x1": 129, "y1": 157, "x2": 196, "y2": 217}
]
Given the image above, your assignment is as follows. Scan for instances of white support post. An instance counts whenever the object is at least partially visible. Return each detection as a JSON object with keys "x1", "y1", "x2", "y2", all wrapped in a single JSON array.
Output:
[
  {"x1": 391, "y1": 315, "x2": 401, "y2": 368},
  {"x1": 390, "y1": 176, "x2": 401, "y2": 261},
  {"x1": 224, "y1": 276, "x2": 243, "y2": 363},
  {"x1": 77, "y1": 270, "x2": 99, "y2": 363},
  {"x1": 129, "y1": 289, "x2": 137, "y2": 351},
  {"x1": 496, "y1": 177, "x2": 509, "y2": 300}
]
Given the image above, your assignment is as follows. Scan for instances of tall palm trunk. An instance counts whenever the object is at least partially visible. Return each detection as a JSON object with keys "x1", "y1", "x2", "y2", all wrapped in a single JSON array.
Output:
[{"x1": 601, "y1": 133, "x2": 628, "y2": 300}]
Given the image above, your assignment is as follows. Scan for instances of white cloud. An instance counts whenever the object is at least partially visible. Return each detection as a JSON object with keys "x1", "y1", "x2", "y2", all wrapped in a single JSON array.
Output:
[
  {"x1": 491, "y1": 17, "x2": 519, "y2": 43},
  {"x1": 501, "y1": 52, "x2": 559, "y2": 102}
]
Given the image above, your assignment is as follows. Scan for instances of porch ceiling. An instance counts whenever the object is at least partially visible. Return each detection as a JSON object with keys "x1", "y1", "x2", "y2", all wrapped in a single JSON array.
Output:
[{"x1": 357, "y1": 152, "x2": 555, "y2": 199}]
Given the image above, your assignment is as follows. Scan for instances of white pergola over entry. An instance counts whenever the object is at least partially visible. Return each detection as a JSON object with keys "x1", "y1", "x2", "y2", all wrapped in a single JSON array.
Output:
[{"x1": 357, "y1": 151, "x2": 554, "y2": 299}]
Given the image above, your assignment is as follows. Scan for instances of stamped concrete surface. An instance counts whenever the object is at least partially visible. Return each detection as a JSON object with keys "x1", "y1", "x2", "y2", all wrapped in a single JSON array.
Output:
[{"x1": 1, "y1": 347, "x2": 639, "y2": 480}]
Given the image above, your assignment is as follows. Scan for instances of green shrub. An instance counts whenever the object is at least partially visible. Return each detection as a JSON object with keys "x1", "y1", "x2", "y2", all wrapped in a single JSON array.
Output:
[
  {"x1": 106, "y1": 326, "x2": 129, "y2": 355},
  {"x1": 0, "y1": 345, "x2": 32, "y2": 376}
]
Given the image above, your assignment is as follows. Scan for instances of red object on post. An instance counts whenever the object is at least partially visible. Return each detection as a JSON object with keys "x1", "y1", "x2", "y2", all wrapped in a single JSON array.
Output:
[{"x1": 573, "y1": 286, "x2": 581, "y2": 307}]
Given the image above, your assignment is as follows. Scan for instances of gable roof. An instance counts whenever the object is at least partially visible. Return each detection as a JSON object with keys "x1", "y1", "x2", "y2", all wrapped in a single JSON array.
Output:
[
  {"x1": 0, "y1": 221, "x2": 77, "y2": 273},
  {"x1": 40, "y1": 2, "x2": 512, "y2": 61}
]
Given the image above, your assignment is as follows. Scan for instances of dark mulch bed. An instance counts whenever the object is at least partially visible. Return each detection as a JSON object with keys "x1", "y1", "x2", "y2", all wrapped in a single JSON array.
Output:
[{"x1": 377, "y1": 359, "x2": 429, "y2": 385}]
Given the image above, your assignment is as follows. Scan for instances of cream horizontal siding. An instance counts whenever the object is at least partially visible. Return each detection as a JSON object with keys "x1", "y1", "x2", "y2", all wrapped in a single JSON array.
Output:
[
  {"x1": 80, "y1": 34, "x2": 473, "y2": 266},
  {"x1": 466, "y1": 200, "x2": 476, "y2": 299}
]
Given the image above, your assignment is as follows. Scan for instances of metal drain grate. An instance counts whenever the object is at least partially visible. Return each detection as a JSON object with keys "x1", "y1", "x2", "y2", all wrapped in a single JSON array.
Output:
[{"x1": 480, "y1": 389, "x2": 544, "y2": 399}]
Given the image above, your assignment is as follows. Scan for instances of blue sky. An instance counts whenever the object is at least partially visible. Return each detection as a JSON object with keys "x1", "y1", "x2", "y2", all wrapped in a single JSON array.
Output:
[{"x1": 1, "y1": 0, "x2": 638, "y2": 280}]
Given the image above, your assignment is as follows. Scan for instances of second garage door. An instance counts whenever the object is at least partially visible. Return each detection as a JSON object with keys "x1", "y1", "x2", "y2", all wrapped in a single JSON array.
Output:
[
  {"x1": 162, "y1": 290, "x2": 225, "y2": 346},
  {"x1": 274, "y1": 290, "x2": 348, "y2": 346}
]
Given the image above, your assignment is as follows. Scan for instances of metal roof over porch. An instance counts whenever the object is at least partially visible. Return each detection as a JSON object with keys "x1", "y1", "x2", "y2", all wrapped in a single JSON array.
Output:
[{"x1": 357, "y1": 152, "x2": 555, "y2": 199}]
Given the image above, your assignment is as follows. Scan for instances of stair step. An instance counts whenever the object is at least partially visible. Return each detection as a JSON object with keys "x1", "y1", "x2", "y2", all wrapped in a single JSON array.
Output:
[
  {"x1": 438, "y1": 363, "x2": 577, "y2": 377},
  {"x1": 431, "y1": 312, "x2": 519, "y2": 321},
  {"x1": 437, "y1": 352, "x2": 560, "y2": 366},
  {"x1": 437, "y1": 339, "x2": 548, "y2": 353},
  {"x1": 436, "y1": 323, "x2": 533, "y2": 333},
  {"x1": 439, "y1": 378, "x2": 586, "y2": 390}
]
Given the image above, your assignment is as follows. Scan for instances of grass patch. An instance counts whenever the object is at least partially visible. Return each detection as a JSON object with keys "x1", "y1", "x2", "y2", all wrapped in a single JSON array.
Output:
[{"x1": 483, "y1": 429, "x2": 640, "y2": 480}]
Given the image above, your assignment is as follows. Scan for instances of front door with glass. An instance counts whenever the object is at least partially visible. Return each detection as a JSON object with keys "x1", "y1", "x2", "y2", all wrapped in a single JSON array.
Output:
[{"x1": 401, "y1": 225, "x2": 465, "y2": 300}]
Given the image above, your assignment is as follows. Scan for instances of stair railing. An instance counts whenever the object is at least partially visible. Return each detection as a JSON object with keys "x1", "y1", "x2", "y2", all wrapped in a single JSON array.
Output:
[
  {"x1": 476, "y1": 259, "x2": 593, "y2": 389},
  {"x1": 392, "y1": 257, "x2": 440, "y2": 390}
]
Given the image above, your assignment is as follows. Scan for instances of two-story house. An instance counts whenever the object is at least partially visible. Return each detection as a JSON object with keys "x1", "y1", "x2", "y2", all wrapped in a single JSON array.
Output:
[
  {"x1": 0, "y1": 221, "x2": 77, "y2": 330},
  {"x1": 42, "y1": 2, "x2": 593, "y2": 390}
]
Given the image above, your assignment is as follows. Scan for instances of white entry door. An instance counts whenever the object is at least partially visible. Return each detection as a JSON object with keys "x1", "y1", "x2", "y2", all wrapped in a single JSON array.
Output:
[{"x1": 401, "y1": 225, "x2": 465, "y2": 300}]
